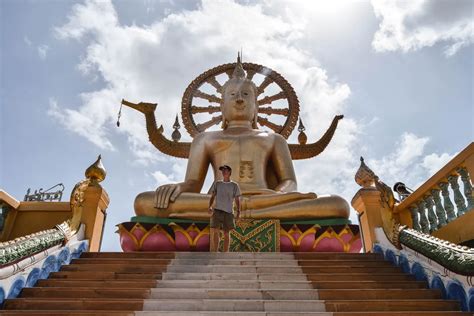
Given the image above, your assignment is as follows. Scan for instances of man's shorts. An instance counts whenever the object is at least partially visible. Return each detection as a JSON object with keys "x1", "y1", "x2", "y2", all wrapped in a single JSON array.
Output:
[{"x1": 210, "y1": 209, "x2": 235, "y2": 231}]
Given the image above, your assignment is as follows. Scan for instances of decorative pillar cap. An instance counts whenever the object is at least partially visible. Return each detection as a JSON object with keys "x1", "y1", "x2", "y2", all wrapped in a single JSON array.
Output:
[
  {"x1": 355, "y1": 156, "x2": 375, "y2": 188},
  {"x1": 85, "y1": 155, "x2": 107, "y2": 184}
]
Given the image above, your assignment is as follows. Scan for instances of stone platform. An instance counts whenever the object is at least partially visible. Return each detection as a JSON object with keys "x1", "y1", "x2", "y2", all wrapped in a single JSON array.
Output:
[{"x1": 117, "y1": 217, "x2": 362, "y2": 252}]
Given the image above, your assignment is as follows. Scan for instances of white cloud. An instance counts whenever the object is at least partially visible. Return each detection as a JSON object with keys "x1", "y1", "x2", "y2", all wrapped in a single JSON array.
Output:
[
  {"x1": 24, "y1": 36, "x2": 32, "y2": 46},
  {"x1": 47, "y1": 97, "x2": 115, "y2": 151},
  {"x1": 151, "y1": 170, "x2": 175, "y2": 186},
  {"x1": 367, "y1": 132, "x2": 456, "y2": 191},
  {"x1": 55, "y1": 0, "x2": 118, "y2": 41},
  {"x1": 293, "y1": 66, "x2": 358, "y2": 206},
  {"x1": 151, "y1": 161, "x2": 187, "y2": 187},
  {"x1": 37, "y1": 45, "x2": 49, "y2": 60},
  {"x1": 23, "y1": 37, "x2": 49, "y2": 60},
  {"x1": 394, "y1": 132, "x2": 429, "y2": 166},
  {"x1": 368, "y1": 132, "x2": 428, "y2": 185},
  {"x1": 371, "y1": 0, "x2": 474, "y2": 56},
  {"x1": 422, "y1": 152, "x2": 457, "y2": 177}
]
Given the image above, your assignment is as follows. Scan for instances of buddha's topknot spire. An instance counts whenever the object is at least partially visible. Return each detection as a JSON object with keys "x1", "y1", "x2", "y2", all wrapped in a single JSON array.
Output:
[{"x1": 232, "y1": 52, "x2": 246, "y2": 79}]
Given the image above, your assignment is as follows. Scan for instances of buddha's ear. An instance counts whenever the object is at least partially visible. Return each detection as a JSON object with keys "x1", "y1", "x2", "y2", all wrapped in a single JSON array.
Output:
[
  {"x1": 220, "y1": 100, "x2": 227, "y2": 129},
  {"x1": 252, "y1": 87, "x2": 258, "y2": 129},
  {"x1": 252, "y1": 111, "x2": 258, "y2": 129},
  {"x1": 221, "y1": 114, "x2": 228, "y2": 130}
]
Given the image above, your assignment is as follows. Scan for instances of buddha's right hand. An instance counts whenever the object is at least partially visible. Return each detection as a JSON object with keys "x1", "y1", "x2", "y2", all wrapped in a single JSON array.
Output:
[{"x1": 155, "y1": 183, "x2": 182, "y2": 209}]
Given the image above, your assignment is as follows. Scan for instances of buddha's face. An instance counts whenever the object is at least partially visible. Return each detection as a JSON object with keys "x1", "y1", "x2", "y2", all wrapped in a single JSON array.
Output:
[{"x1": 221, "y1": 79, "x2": 257, "y2": 123}]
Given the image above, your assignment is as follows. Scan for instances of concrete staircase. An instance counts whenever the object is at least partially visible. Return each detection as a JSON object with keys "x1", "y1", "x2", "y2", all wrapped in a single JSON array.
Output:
[{"x1": 1, "y1": 252, "x2": 469, "y2": 315}]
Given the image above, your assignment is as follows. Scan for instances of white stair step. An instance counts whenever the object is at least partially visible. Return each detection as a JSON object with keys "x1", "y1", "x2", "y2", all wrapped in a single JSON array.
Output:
[
  {"x1": 174, "y1": 253, "x2": 296, "y2": 259},
  {"x1": 169, "y1": 259, "x2": 300, "y2": 266},
  {"x1": 161, "y1": 272, "x2": 308, "y2": 281},
  {"x1": 136, "y1": 312, "x2": 333, "y2": 316},
  {"x1": 166, "y1": 265, "x2": 303, "y2": 274},
  {"x1": 149, "y1": 288, "x2": 319, "y2": 300},
  {"x1": 155, "y1": 280, "x2": 313, "y2": 289},
  {"x1": 141, "y1": 299, "x2": 326, "y2": 312}
]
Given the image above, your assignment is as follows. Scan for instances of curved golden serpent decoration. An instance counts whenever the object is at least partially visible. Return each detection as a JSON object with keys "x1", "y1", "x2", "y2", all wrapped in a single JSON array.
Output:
[
  {"x1": 121, "y1": 61, "x2": 343, "y2": 160},
  {"x1": 181, "y1": 62, "x2": 300, "y2": 139}
]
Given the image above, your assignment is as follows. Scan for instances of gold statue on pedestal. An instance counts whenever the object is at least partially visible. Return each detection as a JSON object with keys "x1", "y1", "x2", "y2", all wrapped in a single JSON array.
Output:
[{"x1": 122, "y1": 56, "x2": 349, "y2": 220}]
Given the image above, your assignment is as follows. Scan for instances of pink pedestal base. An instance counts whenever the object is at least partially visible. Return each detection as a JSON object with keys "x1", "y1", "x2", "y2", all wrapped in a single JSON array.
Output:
[{"x1": 117, "y1": 221, "x2": 361, "y2": 253}]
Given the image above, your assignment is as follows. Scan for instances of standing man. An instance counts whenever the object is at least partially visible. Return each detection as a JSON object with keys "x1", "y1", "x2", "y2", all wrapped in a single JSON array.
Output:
[{"x1": 208, "y1": 165, "x2": 241, "y2": 252}]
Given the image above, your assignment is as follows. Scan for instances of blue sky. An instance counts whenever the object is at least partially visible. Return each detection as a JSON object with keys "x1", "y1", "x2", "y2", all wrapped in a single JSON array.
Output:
[{"x1": 1, "y1": 0, "x2": 472, "y2": 251}]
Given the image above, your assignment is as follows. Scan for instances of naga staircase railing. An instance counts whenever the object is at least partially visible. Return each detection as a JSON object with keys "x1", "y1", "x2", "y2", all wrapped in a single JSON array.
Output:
[
  {"x1": 0, "y1": 156, "x2": 109, "y2": 303},
  {"x1": 352, "y1": 142, "x2": 474, "y2": 312}
]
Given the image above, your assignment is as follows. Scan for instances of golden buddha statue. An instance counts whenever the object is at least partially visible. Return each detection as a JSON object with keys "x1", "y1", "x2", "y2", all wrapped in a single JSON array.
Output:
[{"x1": 123, "y1": 56, "x2": 350, "y2": 221}]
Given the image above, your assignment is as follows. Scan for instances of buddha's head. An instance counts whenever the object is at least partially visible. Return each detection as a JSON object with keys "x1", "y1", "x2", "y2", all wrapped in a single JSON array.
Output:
[{"x1": 221, "y1": 55, "x2": 258, "y2": 129}]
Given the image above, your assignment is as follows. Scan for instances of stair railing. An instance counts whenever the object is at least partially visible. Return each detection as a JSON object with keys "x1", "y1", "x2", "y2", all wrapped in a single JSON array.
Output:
[
  {"x1": 0, "y1": 156, "x2": 109, "y2": 303},
  {"x1": 353, "y1": 142, "x2": 474, "y2": 253},
  {"x1": 352, "y1": 142, "x2": 474, "y2": 312},
  {"x1": 396, "y1": 142, "x2": 474, "y2": 234}
]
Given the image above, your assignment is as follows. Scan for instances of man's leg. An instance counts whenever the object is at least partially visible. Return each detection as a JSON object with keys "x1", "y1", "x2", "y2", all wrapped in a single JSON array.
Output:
[
  {"x1": 211, "y1": 210, "x2": 225, "y2": 252},
  {"x1": 209, "y1": 211, "x2": 219, "y2": 252},
  {"x1": 223, "y1": 230, "x2": 230, "y2": 252},
  {"x1": 222, "y1": 211, "x2": 235, "y2": 252},
  {"x1": 210, "y1": 228, "x2": 220, "y2": 252}
]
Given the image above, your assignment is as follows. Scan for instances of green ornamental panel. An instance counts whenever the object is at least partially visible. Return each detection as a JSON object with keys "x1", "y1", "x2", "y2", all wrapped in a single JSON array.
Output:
[{"x1": 218, "y1": 219, "x2": 280, "y2": 252}]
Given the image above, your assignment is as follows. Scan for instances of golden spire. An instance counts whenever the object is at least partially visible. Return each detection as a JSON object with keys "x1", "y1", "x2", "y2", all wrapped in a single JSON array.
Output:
[
  {"x1": 297, "y1": 117, "x2": 307, "y2": 145},
  {"x1": 85, "y1": 155, "x2": 107, "y2": 184},
  {"x1": 355, "y1": 157, "x2": 375, "y2": 188},
  {"x1": 232, "y1": 52, "x2": 246, "y2": 79},
  {"x1": 171, "y1": 114, "x2": 182, "y2": 142}
]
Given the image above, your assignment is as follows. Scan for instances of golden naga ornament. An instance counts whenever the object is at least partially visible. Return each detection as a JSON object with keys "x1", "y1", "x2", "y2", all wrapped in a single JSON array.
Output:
[{"x1": 120, "y1": 57, "x2": 343, "y2": 160}]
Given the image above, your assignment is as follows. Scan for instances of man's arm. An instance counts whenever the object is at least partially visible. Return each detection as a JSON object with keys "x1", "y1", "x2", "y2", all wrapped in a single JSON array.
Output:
[
  {"x1": 208, "y1": 192, "x2": 216, "y2": 214},
  {"x1": 234, "y1": 196, "x2": 241, "y2": 219},
  {"x1": 234, "y1": 183, "x2": 242, "y2": 219}
]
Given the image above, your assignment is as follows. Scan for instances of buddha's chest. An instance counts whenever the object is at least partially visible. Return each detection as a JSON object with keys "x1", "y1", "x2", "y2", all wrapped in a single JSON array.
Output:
[
  {"x1": 212, "y1": 136, "x2": 271, "y2": 183},
  {"x1": 211, "y1": 135, "x2": 273, "y2": 160}
]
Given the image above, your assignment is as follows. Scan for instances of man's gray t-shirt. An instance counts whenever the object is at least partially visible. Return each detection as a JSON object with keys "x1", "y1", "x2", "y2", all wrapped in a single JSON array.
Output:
[{"x1": 210, "y1": 180, "x2": 241, "y2": 214}]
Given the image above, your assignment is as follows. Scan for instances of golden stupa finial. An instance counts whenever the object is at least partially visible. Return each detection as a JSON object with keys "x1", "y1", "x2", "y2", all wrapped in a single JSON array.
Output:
[
  {"x1": 171, "y1": 114, "x2": 181, "y2": 142},
  {"x1": 355, "y1": 156, "x2": 375, "y2": 188},
  {"x1": 232, "y1": 52, "x2": 246, "y2": 79},
  {"x1": 85, "y1": 155, "x2": 107, "y2": 184},
  {"x1": 297, "y1": 117, "x2": 307, "y2": 145}
]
